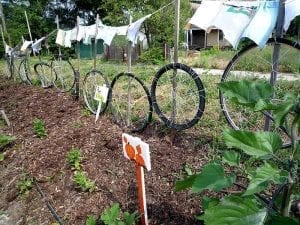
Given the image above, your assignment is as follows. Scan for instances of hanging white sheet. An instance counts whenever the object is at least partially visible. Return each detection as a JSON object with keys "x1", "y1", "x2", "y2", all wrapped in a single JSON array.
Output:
[
  {"x1": 32, "y1": 37, "x2": 45, "y2": 53},
  {"x1": 20, "y1": 40, "x2": 33, "y2": 52},
  {"x1": 188, "y1": 0, "x2": 300, "y2": 48},
  {"x1": 241, "y1": 0, "x2": 279, "y2": 48},
  {"x1": 284, "y1": 0, "x2": 300, "y2": 31},
  {"x1": 127, "y1": 14, "x2": 152, "y2": 46}
]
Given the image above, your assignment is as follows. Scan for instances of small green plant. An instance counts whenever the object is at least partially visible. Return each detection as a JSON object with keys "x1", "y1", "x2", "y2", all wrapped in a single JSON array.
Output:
[
  {"x1": 82, "y1": 108, "x2": 92, "y2": 117},
  {"x1": 176, "y1": 80, "x2": 300, "y2": 225},
  {"x1": 86, "y1": 215, "x2": 97, "y2": 225},
  {"x1": 0, "y1": 134, "x2": 16, "y2": 149},
  {"x1": 0, "y1": 153, "x2": 4, "y2": 161},
  {"x1": 73, "y1": 170, "x2": 95, "y2": 192},
  {"x1": 17, "y1": 176, "x2": 33, "y2": 196},
  {"x1": 100, "y1": 203, "x2": 138, "y2": 225},
  {"x1": 32, "y1": 118, "x2": 47, "y2": 138},
  {"x1": 67, "y1": 147, "x2": 82, "y2": 170}
]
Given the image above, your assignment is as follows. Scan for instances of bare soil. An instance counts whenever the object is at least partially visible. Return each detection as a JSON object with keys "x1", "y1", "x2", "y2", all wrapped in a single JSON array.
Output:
[{"x1": 0, "y1": 76, "x2": 211, "y2": 225}]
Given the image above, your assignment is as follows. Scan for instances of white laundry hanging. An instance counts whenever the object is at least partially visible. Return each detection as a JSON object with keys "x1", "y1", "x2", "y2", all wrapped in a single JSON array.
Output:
[
  {"x1": 55, "y1": 29, "x2": 65, "y2": 46},
  {"x1": 284, "y1": 0, "x2": 300, "y2": 31},
  {"x1": 241, "y1": 0, "x2": 279, "y2": 48},
  {"x1": 20, "y1": 40, "x2": 33, "y2": 52},
  {"x1": 96, "y1": 25, "x2": 118, "y2": 46},
  {"x1": 32, "y1": 37, "x2": 45, "y2": 53},
  {"x1": 127, "y1": 14, "x2": 152, "y2": 46}
]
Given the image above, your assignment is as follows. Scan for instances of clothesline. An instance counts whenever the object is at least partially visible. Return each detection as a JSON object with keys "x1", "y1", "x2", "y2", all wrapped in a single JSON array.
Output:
[{"x1": 55, "y1": 0, "x2": 175, "y2": 48}]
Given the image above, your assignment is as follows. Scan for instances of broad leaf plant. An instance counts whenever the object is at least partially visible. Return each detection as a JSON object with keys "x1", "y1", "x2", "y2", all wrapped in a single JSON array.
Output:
[{"x1": 176, "y1": 80, "x2": 300, "y2": 225}]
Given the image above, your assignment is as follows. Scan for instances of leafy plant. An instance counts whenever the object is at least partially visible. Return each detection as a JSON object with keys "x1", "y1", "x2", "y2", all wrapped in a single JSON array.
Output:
[
  {"x1": 73, "y1": 171, "x2": 95, "y2": 192},
  {"x1": 17, "y1": 176, "x2": 33, "y2": 196},
  {"x1": 0, "y1": 153, "x2": 4, "y2": 161},
  {"x1": 176, "y1": 80, "x2": 300, "y2": 225},
  {"x1": 100, "y1": 203, "x2": 138, "y2": 225},
  {"x1": 32, "y1": 118, "x2": 47, "y2": 138},
  {"x1": 67, "y1": 147, "x2": 82, "y2": 170},
  {"x1": 0, "y1": 134, "x2": 16, "y2": 149},
  {"x1": 86, "y1": 215, "x2": 97, "y2": 225}
]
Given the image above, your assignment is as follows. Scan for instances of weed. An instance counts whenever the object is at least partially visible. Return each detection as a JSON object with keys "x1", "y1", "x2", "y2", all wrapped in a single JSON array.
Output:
[
  {"x1": 71, "y1": 121, "x2": 84, "y2": 129},
  {"x1": 17, "y1": 176, "x2": 33, "y2": 196},
  {"x1": 0, "y1": 134, "x2": 15, "y2": 149},
  {"x1": 82, "y1": 108, "x2": 91, "y2": 117},
  {"x1": 100, "y1": 203, "x2": 138, "y2": 225},
  {"x1": 67, "y1": 147, "x2": 81, "y2": 170},
  {"x1": 85, "y1": 215, "x2": 97, "y2": 225},
  {"x1": 73, "y1": 171, "x2": 95, "y2": 192},
  {"x1": 32, "y1": 118, "x2": 47, "y2": 138},
  {"x1": 0, "y1": 153, "x2": 4, "y2": 161}
]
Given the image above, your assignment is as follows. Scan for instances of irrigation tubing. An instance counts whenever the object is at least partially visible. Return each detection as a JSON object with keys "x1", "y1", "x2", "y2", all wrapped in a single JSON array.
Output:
[{"x1": 33, "y1": 177, "x2": 65, "y2": 225}]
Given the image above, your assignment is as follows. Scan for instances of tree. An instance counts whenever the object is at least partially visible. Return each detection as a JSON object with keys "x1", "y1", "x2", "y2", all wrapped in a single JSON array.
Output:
[{"x1": 100, "y1": 0, "x2": 192, "y2": 47}]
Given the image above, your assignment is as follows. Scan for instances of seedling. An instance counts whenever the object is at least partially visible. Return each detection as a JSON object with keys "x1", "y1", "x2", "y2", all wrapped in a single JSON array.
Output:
[
  {"x1": 67, "y1": 147, "x2": 81, "y2": 170},
  {"x1": 17, "y1": 176, "x2": 33, "y2": 196},
  {"x1": 0, "y1": 153, "x2": 4, "y2": 161},
  {"x1": 100, "y1": 203, "x2": 138, "y2": 225},
  {"x1": 73, "y1": 170, "x2": 95, "y2": 192},
  {"x1": 32, "y1": 118, "x2": 47, "y2": 138},
  {"x1": 85, "y1": 215, "x2": 97, "y2": 225},
  {"x1": 0, "y1": 134, "x2": 16, "y2": 149}
]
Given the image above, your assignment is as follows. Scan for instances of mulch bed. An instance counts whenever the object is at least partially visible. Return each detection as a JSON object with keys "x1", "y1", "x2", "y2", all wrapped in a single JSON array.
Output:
[{"x1": 0, "y1": 76, "x2": 211, "y2": 225}]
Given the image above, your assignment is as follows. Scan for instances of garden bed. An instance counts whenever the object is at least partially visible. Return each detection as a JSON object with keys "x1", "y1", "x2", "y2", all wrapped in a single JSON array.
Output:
[{"x1": 0, "y1": 76, "x2": 211, "y2": 225}]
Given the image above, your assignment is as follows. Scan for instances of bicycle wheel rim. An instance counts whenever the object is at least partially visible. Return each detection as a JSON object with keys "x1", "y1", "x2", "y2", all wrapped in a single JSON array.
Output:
[
  {"x1": 5, "y1": 57, "x2": 13, "y2": 79},
  {"x1": 51, "y1": 58, "x2": 75, "y2": 92},
  {"x1": 18, "y1": 59, "x2": 31, "y2": 84},
  {"x1": 151, "y1": 63, "x2": 205, "y2": 131},
  {"x1": 109, "y1": 72, "x2": 153, "y2": 133},
  {"x1": 34, "y1": 62, "x2": 55, "y2": 88},
  {"x1": 219, "y1": 38, "x2": 300, "y2": 146},
  {"x1": 83, "y1": 69, "x2": 110, "y2": 114}
]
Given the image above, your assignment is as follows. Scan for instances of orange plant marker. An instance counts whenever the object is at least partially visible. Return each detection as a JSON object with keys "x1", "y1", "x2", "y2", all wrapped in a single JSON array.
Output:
[
  {"x1": 122, "y1": 133, "x2": 150, "y2": 225},
  {"x1": 136, "y1": 164, "x2": 147, "y2": 225}
]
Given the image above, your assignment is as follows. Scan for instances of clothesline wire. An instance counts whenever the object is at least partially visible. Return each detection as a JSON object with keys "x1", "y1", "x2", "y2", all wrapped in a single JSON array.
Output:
[{"x1": 151, "y1": 0, "x2": 175, "y2": 16}]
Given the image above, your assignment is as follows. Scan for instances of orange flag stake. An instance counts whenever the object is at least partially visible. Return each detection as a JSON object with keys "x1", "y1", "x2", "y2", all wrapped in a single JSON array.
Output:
[{"x1": 122, "y1": 133, "x2": 151, "y2": 225}]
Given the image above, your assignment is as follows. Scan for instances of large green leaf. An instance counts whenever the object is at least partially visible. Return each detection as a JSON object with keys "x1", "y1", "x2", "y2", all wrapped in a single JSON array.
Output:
[
  {"x1": 266, "y1": 215, "x2": 300, "y2": 225},
  {"x1": 175, "y1": 163, "x2": 235, "y2": 193},
  {"x1": 272, "y1": 94, "x2": 298, "y2": 127},
  {"x1": 218, "y1": 80, "x2": 273, "y2": 109},
  {"x1": 200, "y1": 195, "x2": 267, "y2": 225},
  {"x1": 222, "y1": 150, "x2": 240, "y2": 166},
  {"x1": 175, "y1": 174, "x2": 197, "y2": 192},
  {"x1": 223, "y1": 129, "x2": 282, "y2": 158},
  {"x1": 192, "y1": 163, "x2": 236, "y2": 193},
  {"x1": 244, "y1": 163, "x2": 287, "y2": 196}
]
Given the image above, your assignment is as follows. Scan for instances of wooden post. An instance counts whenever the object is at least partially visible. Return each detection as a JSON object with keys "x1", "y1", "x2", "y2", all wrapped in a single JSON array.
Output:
[
  {"x1": 0, "y1": 2, "x2": 10, "y2": 45},
  {"x1": 171, "y1": 0, "x2": 180, "y2": 122},
  {"x1": 126, "y1": 13, "x2": 133, "y2": 127},
  {"x1": 55, "y1": 15, "x2": 62, "y2": 57},
  {"x1": 94, "y1": 14, "x2": 99, "y2": 69},
  {"x1": 24, "y1": 10, "x2": 35, "y2": 56},
  {"x1": 76, "y1": 16, "x2": 80, "y2": 72}
]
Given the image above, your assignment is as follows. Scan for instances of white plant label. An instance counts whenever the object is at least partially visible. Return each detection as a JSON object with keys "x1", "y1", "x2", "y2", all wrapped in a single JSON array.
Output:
[{"x1": 94, "y1": 85, "x2": 109, "y2": 122}]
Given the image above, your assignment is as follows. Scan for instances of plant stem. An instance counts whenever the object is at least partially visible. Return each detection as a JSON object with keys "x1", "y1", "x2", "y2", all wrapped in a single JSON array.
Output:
[{"x1": 281, "y1": 183, "x2": 292, "y2": 217}]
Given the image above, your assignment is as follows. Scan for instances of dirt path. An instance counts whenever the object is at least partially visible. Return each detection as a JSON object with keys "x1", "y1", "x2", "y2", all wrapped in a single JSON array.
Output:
[{"x1": 0, "y1": 77, "x2": 211, "y2": 225}]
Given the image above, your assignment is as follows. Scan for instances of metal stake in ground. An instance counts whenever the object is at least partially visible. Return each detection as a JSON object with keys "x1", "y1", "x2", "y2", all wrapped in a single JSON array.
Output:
[
  {"x1": 122, "y1": 133, "x2": 151, "y2": 225},
  {"x1": 265, "y1": 0, "x2": 285, "y2": 131}
]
